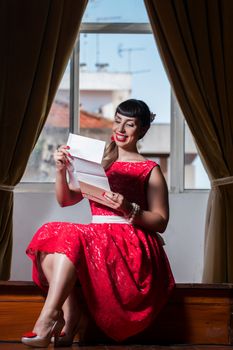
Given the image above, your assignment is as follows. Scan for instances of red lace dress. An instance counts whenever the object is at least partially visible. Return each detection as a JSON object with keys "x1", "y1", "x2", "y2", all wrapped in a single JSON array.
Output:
[{"x1": 26, "y1": 160, "x2": 175, "y2": 341}]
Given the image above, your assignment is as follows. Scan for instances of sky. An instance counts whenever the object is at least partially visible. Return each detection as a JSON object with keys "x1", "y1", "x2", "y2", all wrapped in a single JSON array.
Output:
[{"x1": 83, "y1": 0, "x2": 149, "y2": 22}]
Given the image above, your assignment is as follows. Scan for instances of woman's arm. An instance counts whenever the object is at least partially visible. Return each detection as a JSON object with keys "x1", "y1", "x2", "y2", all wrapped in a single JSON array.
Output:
[
  {"x1": 54, "y1": 146, "x2": 83, "y2": 207},
  {"x1": 133, "y1": 166, "x2": 169, "y2": 232},
  {"x1": 103, "y1": 165, "x2": 169, "y2": 232}
]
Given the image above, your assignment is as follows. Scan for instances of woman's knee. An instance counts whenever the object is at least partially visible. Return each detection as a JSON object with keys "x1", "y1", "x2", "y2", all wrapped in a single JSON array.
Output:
[{"x1": 39, "y1": 252, "x2": 55, "y2": 279}]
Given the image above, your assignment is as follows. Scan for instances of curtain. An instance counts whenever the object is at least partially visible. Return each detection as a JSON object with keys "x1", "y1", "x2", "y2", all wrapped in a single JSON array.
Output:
[
  {"x1": 0, "y1": 0, "x2": 88, "y2": 280},
  {"x1": 144, "y1": 0, "x2": 233, "y2": 282}
]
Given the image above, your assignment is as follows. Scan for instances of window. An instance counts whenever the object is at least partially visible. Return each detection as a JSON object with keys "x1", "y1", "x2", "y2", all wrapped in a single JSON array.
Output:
[
  {"x1": 21, "y1": 63, "x2": 70, "y2": 182},
  {"x1": 78, "y1": 32, "x2": 171, "y2": 184},
  {"x1": 20, "y1": 0, "x2": 209, "y2": 191},
  {"x1": 170, "y1": 92, "x2": 210, "y2": 191},
  {"x1": 184, "y1": 122, "x2": 210, "y2": 189}
]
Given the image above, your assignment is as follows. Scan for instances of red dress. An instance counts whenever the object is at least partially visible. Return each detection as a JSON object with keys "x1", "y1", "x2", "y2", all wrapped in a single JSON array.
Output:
[{"x1": 26, "y1": 160, "x2": 175, "y2": 341}]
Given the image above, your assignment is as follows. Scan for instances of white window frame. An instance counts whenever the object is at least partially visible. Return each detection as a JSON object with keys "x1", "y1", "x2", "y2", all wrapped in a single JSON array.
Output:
[{"x1": 170, "y1": 90, "x2": 184, "y2": 193}]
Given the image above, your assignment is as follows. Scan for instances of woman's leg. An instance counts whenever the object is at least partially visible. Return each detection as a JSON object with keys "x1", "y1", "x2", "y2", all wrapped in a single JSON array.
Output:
[
  {"x1": 33, "y1": 252, "x2": 77, "y2": 336},
  {"x1": 40, "y1": 253, "x2": 82, "y2": 335},
  {"x1": 61, "y1": 286, "x2": 83, "y2": 335},
  {"x1": 39, "y1": 252, "x2": 53, "y2": 284}
]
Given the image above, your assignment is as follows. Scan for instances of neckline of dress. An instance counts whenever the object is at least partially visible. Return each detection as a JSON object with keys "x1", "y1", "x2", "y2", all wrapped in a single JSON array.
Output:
[{"x1": 114, "y1": 160, "x2": 148, "y2": 163}]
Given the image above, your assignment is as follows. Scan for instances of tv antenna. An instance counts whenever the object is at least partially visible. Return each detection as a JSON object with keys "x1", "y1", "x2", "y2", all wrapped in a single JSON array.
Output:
[
  {"x1": 95, "y1": 16, "x2": 121, "y2": 69},
  {"x1": 118, "y1": 44, "x2": 145, "y2": 72}
]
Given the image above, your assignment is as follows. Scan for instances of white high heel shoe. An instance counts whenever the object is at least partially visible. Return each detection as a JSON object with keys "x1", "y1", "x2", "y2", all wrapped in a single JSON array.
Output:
[
  {"x1": 51, "y1": 312, "x2": 89, "y2": 347},
  {"x1": 21, "y1": 313, "x2": 65, "y2": 348},
  {"x1": 51, "y1": 319, "x2": 82, "y2": 347}
]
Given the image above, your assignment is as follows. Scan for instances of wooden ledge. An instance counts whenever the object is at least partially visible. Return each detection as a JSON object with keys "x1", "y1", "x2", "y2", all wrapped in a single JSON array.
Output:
[
  {"x1": 1, "y1": 282, "x2": 233, "y2": 344},
  {"x1": 1, "y1": 281, "x2": 233, "y2": 292}
]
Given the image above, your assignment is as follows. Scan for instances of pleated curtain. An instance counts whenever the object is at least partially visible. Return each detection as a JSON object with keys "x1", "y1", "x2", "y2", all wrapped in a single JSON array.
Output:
[
  {"x1": 144, "y1": 0, "x2": 233, "y2": 282},
  {"x1": 0, "y1": 0, "x2": 88, "y2": 279}
]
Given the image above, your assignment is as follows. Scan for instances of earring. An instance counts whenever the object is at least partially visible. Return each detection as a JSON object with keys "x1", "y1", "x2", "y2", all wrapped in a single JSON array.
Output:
[{"x1": 111, "y1": 135, "x2": 115, "y2": 142}]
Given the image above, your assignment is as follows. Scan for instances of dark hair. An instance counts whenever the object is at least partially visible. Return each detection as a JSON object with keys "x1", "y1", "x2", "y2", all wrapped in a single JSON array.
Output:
[
  {"x1": 115, "y1": 99, "x2": 151, "y2": 129},
  {"x1": 102, "y1": 99, "x2": 153, "y2": 169}
]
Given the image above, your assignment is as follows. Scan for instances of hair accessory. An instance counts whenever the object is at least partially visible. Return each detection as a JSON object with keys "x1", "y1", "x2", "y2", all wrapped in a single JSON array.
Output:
[
  {"x1": 150, "y1": 112, "x2": 156, "y2": 123},
  {"x1": 125, "y1": 202, "x2": 141, "y2": 224}
]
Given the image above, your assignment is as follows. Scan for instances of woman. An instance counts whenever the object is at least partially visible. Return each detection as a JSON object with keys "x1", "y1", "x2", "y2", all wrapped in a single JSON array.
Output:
[{"x1": 22, "y1": 99, "x2": 175, "y2": 347}]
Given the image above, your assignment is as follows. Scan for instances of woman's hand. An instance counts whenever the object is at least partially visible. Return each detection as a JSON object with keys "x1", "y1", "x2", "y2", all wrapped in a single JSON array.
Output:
[
  {"x1": 103, "y1": 191, "x2": 132, "y2": 215},
  {"x1": 54, "y1": 145, "x2": 82, "y2": 207},
  {"x1": 54, "y1": 145, "x2": 73, "y2": 172}
]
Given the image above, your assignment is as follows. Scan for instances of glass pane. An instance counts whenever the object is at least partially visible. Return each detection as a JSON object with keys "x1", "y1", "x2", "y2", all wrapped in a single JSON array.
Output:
[
  {"x1": 21, "y1": 63, "x2": 70, "y2": 182},
  {"x1": 79, "y1": 33, "x2": 171, "y2": 185},
  {"x1": 83, "y1": 0, "x2": 150, "y2": 23},
  {"x1": 184, "y1": 122, "x2": 210, "y2": 189}
]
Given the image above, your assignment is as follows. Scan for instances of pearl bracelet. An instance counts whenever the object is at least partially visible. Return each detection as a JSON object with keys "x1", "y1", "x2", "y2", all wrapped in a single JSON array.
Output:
[{"x1": 125, "y1": 202, "x2": 141, "y2": 224}]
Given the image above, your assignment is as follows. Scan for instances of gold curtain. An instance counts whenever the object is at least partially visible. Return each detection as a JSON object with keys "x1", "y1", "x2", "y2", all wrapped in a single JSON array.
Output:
[
  {"x1": 0, "y1": 0, "x2": 88, "y2": 280},
  {"x1": 144, "y1": 0, "x2": 233, "y2": 282}
]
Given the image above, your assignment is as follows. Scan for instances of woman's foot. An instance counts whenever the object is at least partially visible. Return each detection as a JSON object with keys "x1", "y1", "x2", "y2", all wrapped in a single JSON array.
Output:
[
  {"x1": 21, "y1": 309, "x2": 65, "y2": 348},
  {"x1": 55, "y1": 311, "x2": 82, "y2": 347},
  {"x1": 53, "y1": 286, "x2": 84, "y2": 346}
]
